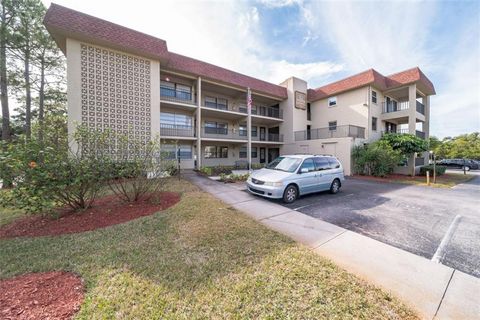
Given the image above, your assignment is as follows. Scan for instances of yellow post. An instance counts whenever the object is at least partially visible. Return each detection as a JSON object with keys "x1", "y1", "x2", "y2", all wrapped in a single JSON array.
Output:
[{"x1": 426, "y1": 171, "x2": 430, "y2": 186}]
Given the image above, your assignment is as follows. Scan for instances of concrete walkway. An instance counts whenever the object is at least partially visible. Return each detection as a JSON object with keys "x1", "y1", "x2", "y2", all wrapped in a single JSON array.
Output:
[{"x1": 183, "y1": 171, "x2": 479, "y2": 320}]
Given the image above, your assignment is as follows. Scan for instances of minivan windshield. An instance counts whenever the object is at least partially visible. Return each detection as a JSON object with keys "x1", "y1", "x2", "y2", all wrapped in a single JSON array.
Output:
[{"x1": 266, "y1": 156, "x2": 302, "y2": 173}]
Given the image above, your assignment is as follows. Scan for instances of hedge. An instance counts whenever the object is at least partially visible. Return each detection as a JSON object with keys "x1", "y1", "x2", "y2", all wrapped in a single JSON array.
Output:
[{"x1": 419, "y1": 165, "x2": 446, "y2": 176}]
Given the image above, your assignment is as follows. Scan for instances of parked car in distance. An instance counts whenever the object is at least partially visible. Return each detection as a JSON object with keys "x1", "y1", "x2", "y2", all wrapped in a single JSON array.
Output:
[
  {"x1": 246, "y1": 154, "x2": 345, "y2": 203},
  {"x1": 437, "y1": 159, "x2": 479, "y2": 171}
]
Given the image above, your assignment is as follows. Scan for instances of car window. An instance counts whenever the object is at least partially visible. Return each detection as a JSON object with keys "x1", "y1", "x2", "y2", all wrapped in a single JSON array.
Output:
[
  {"x1": 327, "y1": 157, "x2": 341, "y2": 169},
  {"x1": 300, "y1": 158, "x2": 315, "y2": 172},
  {"x1": 314, "y1": 157, "x2": 330, "y2": 171},
  {"x1": 266, "y1": 156, "x2": 302, "y2": 173}
]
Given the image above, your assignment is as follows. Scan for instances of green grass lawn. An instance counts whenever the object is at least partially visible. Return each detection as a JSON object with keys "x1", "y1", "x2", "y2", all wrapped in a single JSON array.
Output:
[{"x1": 0, "y1": 178, "x2": 418, "y2": 319}]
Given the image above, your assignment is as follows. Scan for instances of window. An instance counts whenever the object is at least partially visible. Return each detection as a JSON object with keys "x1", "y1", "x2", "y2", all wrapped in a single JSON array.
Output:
[
  {"x1": 239, "y1": 146, "x2": 257, "y2": 158},
  {"x1": 314, "y1": 157, "x2": 330, "y2": 171},
  {"x1": 327, "y1": 157, "x2": 341, "y2": 169},
  {"x1": 178, "y1": 145, "x2": 192, "y2": 159},
  {"x1": 162, "y1": 144, "x2": 193, "y2": 160},
  {"x1": 160, "y1": 112, "x2": 193, "y2": 127},
  {"x1": 251, "y1": 126, "x2": 258, "y2": 137},
  {"x1": 162, "y1": 144, "x2": 176, "y2": 160},
  {"x1": 328, "y1": 121, "x2": 337, "y2": 131},
  {"x1": 300, "y1": 158, "x2": 315, "y2": 172},
  {"x1": 239, "y1": 123, "x2": 247, "y2": 136},
  {"x1": 372, "y1": 90, "x2": 377, "y2": 104},
  {"x1": 204, "y1": 146, "x2": 228, "y2": 158},
  {"x1": 239, "y1": 146, "x2": 247, "y2": 158},
  {"x1": 328, "y1": 96, "x2": 337, "y2": 107},
  {"x1": 307, "y1": 103, "x2": 311, "y2": 120},
  {"x1": 205, "y1": 121, "x2": 228, "y2": 134},
  {"x1": 251, "y1": 147, "x2": 258, "y2": 158},
  {"x1": 307, "y1": 125, "x2": 311, "y2": 140},
  {"x1": 160, "y1": 81, "x2": 191, "y2": 100},
  {"x1": 204, "y1": 96, "x2": 228, "y2": 110},
  {"x1": 372, "y1": 117, "x2": 377, "y2": 131}
]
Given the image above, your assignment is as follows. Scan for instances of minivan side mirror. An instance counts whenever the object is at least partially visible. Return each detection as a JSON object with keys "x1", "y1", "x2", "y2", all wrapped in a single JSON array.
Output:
[{"x1": 300, "y1": 168, "x2": 309, "y2": 174}]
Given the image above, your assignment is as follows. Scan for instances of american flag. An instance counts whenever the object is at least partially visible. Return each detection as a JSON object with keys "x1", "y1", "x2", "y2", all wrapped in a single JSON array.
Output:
[{"x1": 247, "y1": 88, "x2": 252, "y2": 114}]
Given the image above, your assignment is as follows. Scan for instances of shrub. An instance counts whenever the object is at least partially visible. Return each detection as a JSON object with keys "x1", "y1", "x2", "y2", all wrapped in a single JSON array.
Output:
[
  {"x1": 219, "y1": 173, "x2": 250, "y2": 183},
  {"x1": 0, "y1": 129, "x2": 110, "y2": 213},
  {"x1": 419, "y1": 165, "x2": 447, "y2": 176},
  {"x1": 352, "y1": 141, "x2": 402, "y2": 177},
  {"x1": 199, "y1": 166, "x2": 213, "y2": 176},
  {"x1": 252, "y1": 163, "x2": 265, "y2": 170},
  {"x1": 103, "y1": 132, "x2": 171, "y2": 203}
]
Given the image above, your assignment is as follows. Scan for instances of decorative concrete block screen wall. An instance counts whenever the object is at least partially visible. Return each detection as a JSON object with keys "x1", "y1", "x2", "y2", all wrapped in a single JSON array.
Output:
[{"x1": 79, "y1": 43, "x2": 152, "y2": 153}]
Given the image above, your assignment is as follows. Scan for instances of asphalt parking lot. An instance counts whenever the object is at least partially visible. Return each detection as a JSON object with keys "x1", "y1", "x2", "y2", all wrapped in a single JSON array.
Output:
[{"x1": 280, "y1": 170, "x2": 480, "y2": 278}]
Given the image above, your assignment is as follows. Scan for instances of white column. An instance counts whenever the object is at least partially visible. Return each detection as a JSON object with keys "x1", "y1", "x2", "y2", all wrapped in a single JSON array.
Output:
[
  {"x1": 247, "y1": 90, "x2": 252, "y2": 171},
  {"x1": 196, "y1": 77, "x2": 202, "y2": 169},
  {"x1": 408, "y1": 84, "x2": 417, "y2": 176},
  {"x1": 408, "y1": 84, "x2": 417, "y2": 134}
]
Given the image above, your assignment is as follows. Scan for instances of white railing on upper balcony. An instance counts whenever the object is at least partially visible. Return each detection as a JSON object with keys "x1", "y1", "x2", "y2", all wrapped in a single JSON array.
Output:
[{"x1": 381, "y1": 100, "x2": 425, "y2": 115}]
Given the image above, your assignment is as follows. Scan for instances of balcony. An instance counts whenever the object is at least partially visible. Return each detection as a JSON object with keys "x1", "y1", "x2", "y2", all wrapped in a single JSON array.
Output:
[
  {"x1": 160, "y1": 86, "x2": 196, "y2": 105},
  {"x1": 252, "y1": 133, "x2": 284, "y2": 143},
  {"x1": 382, "y1": 101, "x2": 409, "y2": 113},
  {"x1": 295, "y1": 125, "x2": 366, "y2": 141},
  {"x1": 383, "y1": 129, "x2": 426, "y2": 139},
  {"x1": 381, "y1": 100, "x2": 425, "y2": 116},
  {"x1": 201, "y1": 127, "x2": 247, "y2": 141},
  {"x1": 160, "y1": 124, "x2": 195, "y2": 138}
]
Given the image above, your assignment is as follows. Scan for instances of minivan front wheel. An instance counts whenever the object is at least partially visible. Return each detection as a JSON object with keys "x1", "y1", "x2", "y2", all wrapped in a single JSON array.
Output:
[
  {"x1": 330, "y1": 179, "x2": 341, "y2": 194},
  {"x1": 283, "y1": 185, "x2": 298, "y2": 203}
]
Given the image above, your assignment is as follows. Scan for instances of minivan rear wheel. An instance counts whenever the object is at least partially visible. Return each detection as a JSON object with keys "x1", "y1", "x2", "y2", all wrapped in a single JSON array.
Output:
[
  {"x1": 283, "y1": 185, "x2": 298, "y2": 203},
  {"x1": 330, "y1": 179, "x2": 341, "y2": 194}
]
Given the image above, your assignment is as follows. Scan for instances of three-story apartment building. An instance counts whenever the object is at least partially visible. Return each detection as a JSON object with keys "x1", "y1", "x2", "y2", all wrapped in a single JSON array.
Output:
[{"x1": 44, "y1": 4, "x2": 435, "y2": 175}]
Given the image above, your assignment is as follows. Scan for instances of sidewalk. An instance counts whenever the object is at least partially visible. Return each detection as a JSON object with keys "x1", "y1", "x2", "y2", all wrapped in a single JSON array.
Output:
[{"x1": 184, "y1": 171, "x2": 479, "y2": 320}]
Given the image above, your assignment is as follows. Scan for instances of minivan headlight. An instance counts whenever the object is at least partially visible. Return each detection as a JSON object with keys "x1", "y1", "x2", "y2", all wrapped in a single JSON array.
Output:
[{"x1": 264, "y1": 181, "x2": 283, "y2": 187}]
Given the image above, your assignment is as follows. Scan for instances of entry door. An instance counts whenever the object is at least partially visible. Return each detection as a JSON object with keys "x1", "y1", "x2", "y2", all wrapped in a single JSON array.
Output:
[
  {"x1": 268, "y1": 148, "x2": 279, "y2": 163},
  {"x1": 260, "y1": 147, "x2": 266, "y2": 163},
  {"x1": 260, "y1": 127, "x2": 266, "y2": 141}
]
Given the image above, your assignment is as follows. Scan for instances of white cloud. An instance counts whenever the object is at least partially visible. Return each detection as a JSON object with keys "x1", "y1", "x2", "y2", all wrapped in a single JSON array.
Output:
[
  {"x1": 42, "y1": 0, "x2": 342, "y2": 85},
  {"x1": 302, "y1": 1, "x2": 437, "y2": 74}
]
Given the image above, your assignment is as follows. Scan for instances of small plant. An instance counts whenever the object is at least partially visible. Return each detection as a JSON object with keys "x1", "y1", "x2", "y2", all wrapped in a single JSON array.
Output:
[
  {"x1": 419, "y1": 165, "x2": 447, "y2": 176},
  {"x1": 219, "y1": 173, "x2": 250, "y2": 183}
]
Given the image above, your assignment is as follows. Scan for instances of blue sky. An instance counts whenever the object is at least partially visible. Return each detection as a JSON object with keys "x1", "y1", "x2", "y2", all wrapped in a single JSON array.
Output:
[{"x1": 43, "y1": 0, "x2": 480, "y2": 138}]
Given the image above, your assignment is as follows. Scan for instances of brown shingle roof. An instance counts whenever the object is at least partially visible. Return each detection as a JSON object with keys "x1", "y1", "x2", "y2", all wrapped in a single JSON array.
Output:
[
  {"x1": 44, "y1": 4, "x2": 169, "y2": 62},
  {"x1": 166, "y1": 52, "x2": 287, "y2": 99},
  {"x1": 44, "y1": 3, "x2": 287, "y2": 99},
  {"x1": 307, "y1": 67, "x2": 435, "y2": 102}
]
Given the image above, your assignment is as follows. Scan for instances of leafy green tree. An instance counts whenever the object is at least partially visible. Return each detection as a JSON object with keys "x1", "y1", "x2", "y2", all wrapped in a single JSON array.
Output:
[
  {"x1": 381, "y1": 133, "x2": 428, "y2": 156},
  {"x1": 436, "y1": 133, "x2": 480, "y2": 160}
]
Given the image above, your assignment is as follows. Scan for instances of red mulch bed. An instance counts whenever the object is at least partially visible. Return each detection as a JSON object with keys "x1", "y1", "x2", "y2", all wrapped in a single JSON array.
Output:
[
  {"x1": 0, "y1": 271, "x2": 84, "y2": 320},
  {"x1": 352, "y1": 174, "x2": 418, "y2": 182},
  {"x1": 0, "y1": 192, "x2": 180, "y2": 239}
]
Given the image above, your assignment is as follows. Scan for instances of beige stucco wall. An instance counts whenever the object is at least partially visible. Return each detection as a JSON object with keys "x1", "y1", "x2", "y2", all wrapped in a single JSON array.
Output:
[
  {"x1": 282, "y1": 137, "x2": 359, "y2": 176},
  {"x1": 310, "y1": 87, "x2": 369, "y2": 132},
  {"x1": 279, "y1": 77, "x2": 308, "y2": 144}
]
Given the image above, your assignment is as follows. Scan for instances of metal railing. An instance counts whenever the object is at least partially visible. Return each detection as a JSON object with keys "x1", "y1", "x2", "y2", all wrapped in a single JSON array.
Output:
[
  {"x1": 237, "y1": 104, "x2": 283, "y2": 119},
  {"x1": 416, "y1": 101, "x2": 425, "y2": 115},
  {"x1": 160, "y1": 124, "x2": 195, "y2": 137},
  {"x1": 253, "y1": 106, "x2": 283, "y2": 119},
  {"x1": 160, "y1": 87, "x2": 196, "y2": 105},
  {"x1": 294, "y1": 125, "x2": 366, "y2": 141},
  {"x1": 383, "y1": 129, "x2": 426, "y2": 140},
  {"x1": 382, "y1": 101, "x2": 410, "y2": 113},
  {"x1": 416, "y1": 130, "x2": 426, "y2": 139},
  {"x1": 251, "y1": 133, "x2": 284, "y2": 142},
  {"x1": 201, "y1": 127, "x2": 248, "y2": 140}
]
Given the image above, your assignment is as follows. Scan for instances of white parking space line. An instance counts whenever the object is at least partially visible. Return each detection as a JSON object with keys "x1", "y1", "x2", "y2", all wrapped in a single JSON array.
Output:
[
  {"x1": 292, "y1": 193, "x2": 354, "y2": 211},
  {"x1": 432, "y1": 215, "x2": 462, "y2": 263}
]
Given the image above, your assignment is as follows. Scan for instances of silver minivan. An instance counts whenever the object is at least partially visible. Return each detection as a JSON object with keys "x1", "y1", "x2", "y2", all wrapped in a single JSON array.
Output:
[{"x1": 246, "y1": 154, "x2": 345, "y2": 203}]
